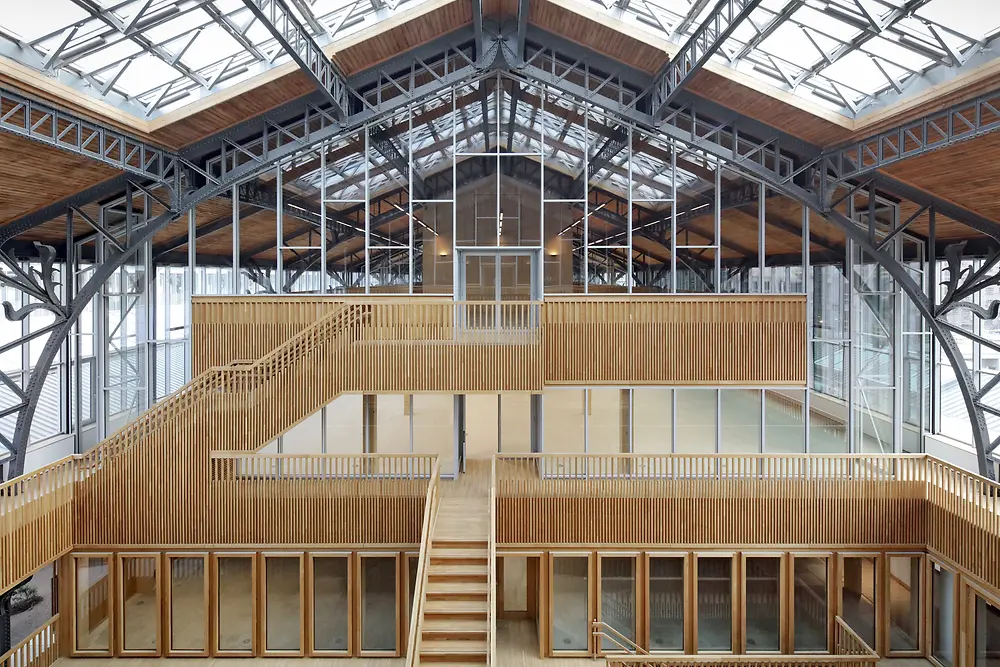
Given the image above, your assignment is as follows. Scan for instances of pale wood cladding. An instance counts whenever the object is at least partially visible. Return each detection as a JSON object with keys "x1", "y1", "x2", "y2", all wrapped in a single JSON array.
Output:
[
  {"x1": 494, "y1": 453, "x2": 1000, "y2": 597},
  {"x1": 543, "y1": 296, "x2": 806, "y2": 385},
  {"x1": 192, "y1": 295, "x2": 807, "y2": 386},
  {"x1": 149, "y1": 74, "x2": 316, "y2": 149}
]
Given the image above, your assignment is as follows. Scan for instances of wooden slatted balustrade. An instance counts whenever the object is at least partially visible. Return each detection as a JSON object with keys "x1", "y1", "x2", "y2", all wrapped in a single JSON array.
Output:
[
  {"x1": 193, "y1": 295, "x2": 807, "y2": 388},
  {"x1": 533, "y1": 295, "x2": 803, "y2": 385},
  {"x1": 0, "y1": 460, "x2": 75, "y2": 595},
  {"x1": 924, "y1": 456, "x2": 1000, "y2": 593},
  {"x1": 0, "y1": 614, "x2": 61, "y2": 667},
  {"x1": 495, "y1": 454, "x2": 928, "y2": 548},
  {"x1": 405, "y1": 458, "x2": 442, "y2": 667},
  {"x1": 193, "y1": 296, "x2": 345, "y2": 372},
  {"x1": 209, "y1": 453, "x2": 435, "y2": 545},
  {"x1": 604, "y1": 617, "x2": 877, "y2": 667}
]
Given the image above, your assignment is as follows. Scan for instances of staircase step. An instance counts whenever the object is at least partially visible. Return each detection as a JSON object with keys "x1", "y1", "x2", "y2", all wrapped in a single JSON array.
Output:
[
  {"x1": 429, "y1": 564, "x2": 488, "y2": 582},
  {"x1": 419, "y1": 659, "x2": 487, "y2": 665},
  {"x1": 424, "y1": 599, "x2": 487, "y2": 620},
  {"x1": 423, "y1": 618, "x2": 487, "y2": 633},
  {"x1": 422, "y1": 617, "x2": 488, "y2": 641},
  {"x1": 430, "y1": 548, "x2": 488, "y2": 565},
  {"x1": 432, "y1": 540, "x2": 488, "y2": 550},
  {"x1": 421, "y1": 639, "x2": 487, "y2": 654},
  {"x1": 427, "y1": 581, "x2": 487, "y2": 594}
]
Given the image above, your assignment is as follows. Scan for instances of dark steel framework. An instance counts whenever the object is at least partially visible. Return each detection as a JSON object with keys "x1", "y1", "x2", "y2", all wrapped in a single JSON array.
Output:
[{"x1": 2, "y1": 18, "x2": 1000, "y2": 479}]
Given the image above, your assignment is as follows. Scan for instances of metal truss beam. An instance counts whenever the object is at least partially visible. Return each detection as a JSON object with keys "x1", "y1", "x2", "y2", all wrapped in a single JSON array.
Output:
[
  {"x1": 650, "y1": 0, "x2": 765, "y2": 120},
  {"x1": 369, "y1": 126, "x2": 430, "y2": 198},
  {"x1": 818, "y1": 89, "x2": 1000, "y2": 188},
  {"x1": 0, "y1": 87, "x2": 186, "y2": 192},
  {"x1": 238, "y1": 0, "x2": 351, "y2": 119},
  {"x1": 472, "y1": 0, "x2": 485, "y2": 64},
  {"x1": 514, "y1": 0, "x2": 529, "y2": 66}
]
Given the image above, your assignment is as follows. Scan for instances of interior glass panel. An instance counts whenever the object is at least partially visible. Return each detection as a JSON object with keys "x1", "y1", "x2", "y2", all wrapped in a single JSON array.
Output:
[{"x1": 169, "y1": 556, "x2": 206, "y2": 652}]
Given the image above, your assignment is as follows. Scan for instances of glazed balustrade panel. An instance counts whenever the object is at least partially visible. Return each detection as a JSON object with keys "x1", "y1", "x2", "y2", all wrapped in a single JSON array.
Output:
[
  {"x1": 542, "y1": 296, "x2": 807, "y2": 385},
  {"x1": 0, "y1": 459, "x2": 75, "y2": 595},
  {"x1": 193, "y1": 297, "x2": 346, "y2": 372},
  {"x1": 495, "y1": 455, "x2": 928, "y2": 547},
  {"x1": 209, "y1": 453, "x2": 433, "y2": 545}
]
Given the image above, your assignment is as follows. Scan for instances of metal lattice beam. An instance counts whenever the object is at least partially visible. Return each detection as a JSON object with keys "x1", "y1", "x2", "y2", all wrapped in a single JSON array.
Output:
[
  {"x1": 818, "y1": 89, "x2": 1000, "y2": 186},
  {"x1": 239, "y1": 0, "x2": 351, "y2": 119},
  {"x1": 0, "y1": 87, "x2": 185, "y2": 190},
  {"x1": 650, "y1": 0, "x2": 765, "y2": 120}
]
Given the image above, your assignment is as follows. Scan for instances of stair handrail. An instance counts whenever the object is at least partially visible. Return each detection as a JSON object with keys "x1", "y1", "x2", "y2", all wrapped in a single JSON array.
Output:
[
  {"x1": 592, "y1": 619, "x2": 648, "y2": 655},
  {"x1": 405, "y1": 456, "x2": 441, "y2": 667},
  {"x1": 76, "y1": 302, "x2": 359, "y2": 469},
  {"x1": 488, "y1": 456, "x2": 497, "y2": 667}
]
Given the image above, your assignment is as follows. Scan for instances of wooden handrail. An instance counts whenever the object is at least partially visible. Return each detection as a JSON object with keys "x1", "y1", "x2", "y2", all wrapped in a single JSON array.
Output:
[
  {"x1": 593, "y1": 620, "x2": 648, "y2": 655},
  {"x1": 0, "y1": 613, "x2": 60, "y2": 667},
  {"x1": 607, "y1": 617, "x2": 877, "y2": 665},
  {"x1": 405, "y1": 457, "x2": 442, "y2": 667},
  {"x1": 834, "y1": 616, "x2": 877, "y2": 658}
]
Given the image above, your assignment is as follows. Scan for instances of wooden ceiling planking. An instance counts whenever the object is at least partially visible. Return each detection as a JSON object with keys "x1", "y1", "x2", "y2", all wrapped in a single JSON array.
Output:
[
  {"x1": 149, "y1": 73, "x2": 315, "y2": 149},
  {"x1": 0, "y1": 133, "x2": 119, "y2": 227},
  {"x1": 333, "y1": 1, "x2": 472, "y2": 75},
  {"x1": 885, "y1": 132, "x2": 1000, "y2": 233},
  {"x1": 529, "y1": 1, "x2": 665, "y2": 74},
  {"x1": 684, "y1": 71, "x2": 854, "y2": 146}
]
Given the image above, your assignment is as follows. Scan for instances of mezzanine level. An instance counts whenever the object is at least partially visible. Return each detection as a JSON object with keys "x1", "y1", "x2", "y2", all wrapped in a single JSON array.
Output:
[{"x1": 2, "y1": 452, "x2": 999, "y2": 667}]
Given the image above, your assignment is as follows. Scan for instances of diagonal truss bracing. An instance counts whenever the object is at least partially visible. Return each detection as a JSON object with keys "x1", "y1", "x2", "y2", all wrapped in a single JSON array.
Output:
[
  {"x1": 239, "y1": 0, "x2": 351, "y2": 119},
  {"x1": 0, "y1": 87, "x2": 184, "y2": 192},
  {"x1": 650, "y1": 0, "x2": 765, "y2": 120}
]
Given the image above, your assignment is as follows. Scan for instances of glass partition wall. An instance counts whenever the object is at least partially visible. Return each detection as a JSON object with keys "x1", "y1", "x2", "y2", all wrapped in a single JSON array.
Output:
[{"x1": 542, "y1": 549, "x2": 931, "y2": 657}]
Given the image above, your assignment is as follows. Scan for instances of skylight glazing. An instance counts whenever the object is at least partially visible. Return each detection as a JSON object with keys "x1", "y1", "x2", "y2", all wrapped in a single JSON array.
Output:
[
  {"x1": 0, "y1": 0, "x2": 435, "y2": 117},
  {"x1": 579, "y1": 0, "x2": 1000, "y2": 116}
]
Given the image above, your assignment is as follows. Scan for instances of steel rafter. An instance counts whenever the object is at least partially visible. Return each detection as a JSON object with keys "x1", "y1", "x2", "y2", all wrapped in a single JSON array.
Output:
[
  {"x1": 650, "y1": 0, "x2": 765, "y2": 120},
  {"x1": 239, "y1": 0, "x2": 351, "y2": 119}
]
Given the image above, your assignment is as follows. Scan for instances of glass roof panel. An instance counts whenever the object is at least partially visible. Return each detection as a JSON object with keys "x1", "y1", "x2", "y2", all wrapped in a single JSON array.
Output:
[
  {"x1": 114, "y1": 51, "x2": 182, "y2": 95},
  {"x1": 179, "y1": 23, "x2": 244, "y2": 69},
  {"x1": 566, "y1": 0, "x2": 1000, "y2": 117},
  {"x1": 917, "y1": 0, "x2": 1000, "y2": 42},
  {"x1": 2, "y1": 0, "x2": 89, "y2": 42},
  {"x1": 823, "y1": 50, "x2": 888, "y2": 97},
  {"x1": 72, "y1": 39, "x2": 143, "y2": 75},
  {"x1": 142, "y1": 8, "x2": 211, "y2": 43},
  {"x1": 758, "y1": 21, "x2": 820, "y2": 67}
]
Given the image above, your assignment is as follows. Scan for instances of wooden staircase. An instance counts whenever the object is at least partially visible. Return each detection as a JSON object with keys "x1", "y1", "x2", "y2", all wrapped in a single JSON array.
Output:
[{"x1": 419, "y1": 497, "x2": 490, "y2": 665}]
